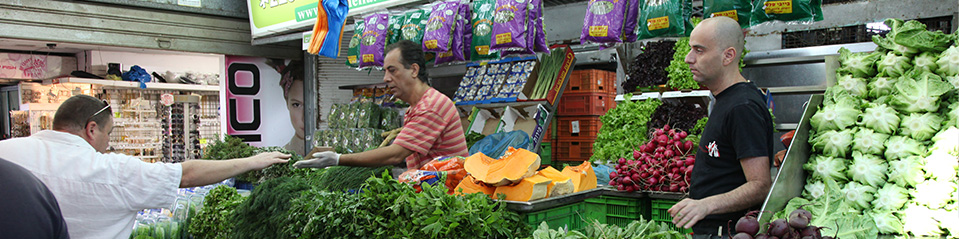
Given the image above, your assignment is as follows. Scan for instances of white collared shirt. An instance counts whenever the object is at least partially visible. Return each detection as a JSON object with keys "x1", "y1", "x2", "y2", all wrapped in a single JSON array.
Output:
[{"x1": 0, "y1": 130, "x2": 182, "y2": 239}]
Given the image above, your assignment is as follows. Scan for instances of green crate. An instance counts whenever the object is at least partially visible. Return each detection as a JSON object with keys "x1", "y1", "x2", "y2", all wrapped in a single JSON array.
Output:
[
  {"x1": 651, "y1": 199, "x2": 693, "y2": 234},
  {"x1": 584, "y1": 196, "x2": 650, "y2": 227},
  {"x1": 522, "y1": 201, "x2": 587, "y2": 231},
  {"x1": 540, "y1": 142, "x2": 552, "y2": 166}
]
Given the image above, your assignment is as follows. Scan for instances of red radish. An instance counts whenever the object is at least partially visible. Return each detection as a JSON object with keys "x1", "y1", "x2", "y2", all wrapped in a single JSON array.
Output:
[
  {"x1": 685, "y1": 157, "x2": 696, "y2": 166},
  {"x1": 685, "y1": 141, "x2": 695, "y2": 152},
  {"x1": 609, "y1": 179, "x2": 619, "y2": 186},
  {"x1": 654, "y1": 128, "x2": 664, "y2": 136},
  {"x1": 654, "y1": 153, "x2": 663, "y2": 159},
  {"x1": 671, "y1": 167, "x2": 680, "y2": 174},
  {"x1": 671, "y1": 173, "x2": 682, "y2": 181},
  {"x1": 664, "y1": 150, "x2": 674, "y2": 159},
  {"x1": 647, "y1": 177, "x2": 659, "y2": 185},
  {"x1": 630, "y1": 173, "x2": 642, "y2": 183},
  {"x1": 663, "y1": 124, "x2": 671, "y2": 131},
  {"x1": 621, "y1": 177, "x2": 634, "y2": 185},
  {"x1": 618, "y1": 158, "x2": 626, "y2": 165},
  {"x1": 640, "y1": 172, "x2": 650, "y2": 179},
  {"x1": 655, "y1": 146, "x2": 665, "y2": 153},
  {"x1": 616, "y1": 184, "x2": 625, "y2": 191},
  {"x1": 609, "y1": 172, "x2": 618, "y2": 179}
]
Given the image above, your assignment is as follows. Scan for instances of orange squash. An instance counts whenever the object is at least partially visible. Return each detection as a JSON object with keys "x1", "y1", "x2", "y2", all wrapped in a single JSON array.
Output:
[
  {"x1": 536, "y1": 166, "x2": 574, "y2": 198},
  {"x1": 454, "y1": 175, "x2": 495, "y2": 196},
  {"x1": 561, "y1": 161, "x2": 597, "y2": 192},
  {"x1": 463, "y1": 147, "x2": 541, "y2": 186},
  {"x1": 492, "y1": 174, "x2": 551, "y2": 201}
]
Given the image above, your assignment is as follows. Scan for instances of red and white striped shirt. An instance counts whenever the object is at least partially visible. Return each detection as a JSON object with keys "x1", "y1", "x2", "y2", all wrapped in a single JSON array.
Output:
[{"x1": 394, "y1": 88, "x2": 469, "y2": 169}]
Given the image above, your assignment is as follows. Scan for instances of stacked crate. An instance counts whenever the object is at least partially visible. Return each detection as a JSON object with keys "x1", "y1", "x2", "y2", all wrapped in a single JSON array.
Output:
[{"x1": 555, "y1": 69, "x2": 616, "y2": 162}]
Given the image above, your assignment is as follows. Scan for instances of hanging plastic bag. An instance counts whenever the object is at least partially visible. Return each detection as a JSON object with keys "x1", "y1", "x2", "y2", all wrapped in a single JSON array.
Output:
[
  {"x1": 308, "y1": 0, "x2": 349, "y2": 59},
  {"x1": 580, "y1": 0, "x2": 628, "y2": 44},
  {"x1": 622, "y1": 0, "x2": 640, "y2": 42},
  {"x1": 468, "y1": 130, "x2": 530, "y2": 159},
  {"x1": 435, "y1": 2, "x2": 470, "y2": 65},
  {"x1": 637, "y1": 0, "x2": 690, "y2": 40},
  {"x1": 400, "y1": 7, "x2": 431, "y2": 44},
  {"x1": 346, "y1": 19, "x2": 364, "y2": 68},
  {"x1": 122, "y1": 65, "x2": 151, "y2": 89},
  {"x1": 387, "y1": 13, "x2": 406, "y2": 46},
  {"x1": 749, "y1": 0, "x2": 823, "y2": 26},
  {"x1": 423, "y1": 1, "x2": 461, "y2": 53},
  {"x1": 359, "y1": 13, "x2": 389, "y2": 68},
  {"x1": 703, "y1": 0, "x2": 752, "y2": 28},
  {"x1": 529, "y1": 0, "x2": 550, "y2": 54},
  {"x1": 490, "y1": 0, "x2": 530, "y2": 53}
]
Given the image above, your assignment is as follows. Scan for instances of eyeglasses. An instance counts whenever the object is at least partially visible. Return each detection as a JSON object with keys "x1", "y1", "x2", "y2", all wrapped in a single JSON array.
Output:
[{"x1": 86, "y1": 100, "x2": 111, "y2": 124}]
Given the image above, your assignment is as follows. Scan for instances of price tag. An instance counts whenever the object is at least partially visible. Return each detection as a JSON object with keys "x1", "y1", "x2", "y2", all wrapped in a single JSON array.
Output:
[
  {"x1": 160, "y1": 93, "x2": 175, "y2": 106},
  {"x1": 199, "y1": 138, "x2": 207, "y2": 146},
  {"x1": 571, "y1": 120, "x2": 580, "y2": 134}
]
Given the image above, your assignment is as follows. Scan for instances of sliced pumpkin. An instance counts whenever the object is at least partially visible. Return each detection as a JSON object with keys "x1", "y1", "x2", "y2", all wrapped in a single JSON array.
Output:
[
  {"x1": 454, "y1": 175, "x2": 495, "y2": 196},
  {"x1": 561, "y1": 161, "x2": 597, "y2": 192},
  {"x1": 464, "y1": 147, "x2": 541, "y2": 186},
  {"x1": 492, "y1": 174, "x2": 551, "y2": 201},
  {"x1": 536, "y1": 166, "x2": 574, "y2": 198}
]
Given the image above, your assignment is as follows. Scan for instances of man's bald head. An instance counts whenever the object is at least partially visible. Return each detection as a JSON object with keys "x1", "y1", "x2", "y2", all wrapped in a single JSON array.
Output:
[{"x1": 694, "y1": 17, "x2": 745, "y2": 64}]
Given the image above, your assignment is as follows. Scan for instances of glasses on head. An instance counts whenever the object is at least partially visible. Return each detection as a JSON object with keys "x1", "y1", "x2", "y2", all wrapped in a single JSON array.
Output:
[{"x1": 86, "y1": 100, "x2": 111, "y2": 124}]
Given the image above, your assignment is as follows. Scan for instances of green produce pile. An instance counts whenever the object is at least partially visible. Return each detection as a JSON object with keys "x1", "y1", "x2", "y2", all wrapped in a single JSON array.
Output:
[
  {"x1": 314, "y1": 165, "x2": 392, "y2": 192},
  {"x1": 527, "y1": 218, "x2": 687, "y2": 239},
  {"x1": 796, "y1": 18, "x2": 959, "y2": 238},
  {"x1": 531, "y1": 49, "x2": 568, "y2": 99},
  {"x1": 202, "y1": 136, "x2": 259, "y2": 183},
  {"x1": 188, "y1": 185, "x2": 245, "y2": 239},
  {"x1": 254, "y1": 146, "x2": 312, "y2": 183},
  {"x1": 666, "y1": 17, "x2": 702, "y2": 91},
  {"x1": 592, "y1": 94, "x2": 662, "y2": 163},
  {"x1": 234, "y1": 177, "x2": 312, "y2": 239}
]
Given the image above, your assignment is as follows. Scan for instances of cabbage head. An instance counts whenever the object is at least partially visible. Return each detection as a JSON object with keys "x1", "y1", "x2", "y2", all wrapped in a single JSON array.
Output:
[
  {"x1": 872, "y1": 183, "x2": 909, "y2": 211},
  {"x1": 811, "y1": 96, "x2": 861, "y2": 132},
  {"x1": 911, "y1": 180, "x2": 957, "y2": 209},
  {"x1": 937, "y1": 45, "x2": 959, "y2": 76},
  {"x1": 837, "y1": 47, "x2": 880, "y2": 78},
  {"x1": 803, "y1": 179, "x2": 826, "y2": 200},
  {"x1": 902, "y1": 203, "x2": 943, "y2": 236},
  {"x1": 859, "y1": 103, "x2": 900, "y2": 135},
  {"x1": 899, "y1": 112, "x2": 943, "y2": 141},
  {"x1": 945, "y1": 101, "x2": 959, "y2": 128},
  {"x1": 945, "y1": 74, "x2": 959, "y2": 88},
  {"x1": 884, "y1": 136, "x2": 926, "y2": 160},
  {"x1": 842, "y1": 181, "x2": 876, "y2": 210},
  {"x1": 867, "y1": 76, "x2": 898, "y2": 99},
  {"x1": 877, "y1": 51, "x2": 912, "y2": 77},
  {"x1": 913, "y1": 51, "x2": 939, "y2": 73},
  {"x1": 848, "y1": 152, "x2": 887, "y2": 188},
  {"x1": 890, "y1": 71, "x2": 952, "y2": 113},
  {"x1": 873, "y1": 19, "x2": 920, "y2": 56},
  {"x1": 922, "y1": 151, "x2": 958, "y2": 181},
  {"x1": 869, "y1": 211, "x2": 905, "y2": 235},
  {"x1": 810, "y1": 128, "x2": 856, "y2": 158},
  {"x1": 802, "y1": 155, "x2": 848, "y2": 182},
  {"x1": 851, "y1": 128, "x2": 888, "y2": 155},
  {"x1": 822, "y1": 85, "x2": 862, "y2": 106},
  {"x1": 887, "y1": 156, "x2": 926, "y2": 187},
  {"x1": 931, "y1": 127, "x2": 959, "y2": 156},
  {"x1": 836, "y1": 74, "x2": 868, "y2": 98}
]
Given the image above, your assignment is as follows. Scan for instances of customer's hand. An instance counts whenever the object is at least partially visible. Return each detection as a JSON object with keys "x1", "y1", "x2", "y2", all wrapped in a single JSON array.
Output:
[
  {"x1": 247, "y1": 152, "x2": 291, "y2": 170},
  {"x1": 294, "y1": 151, "x2": 340, "y2": 168},
  {"x1": 668, "y1": 198, "x2": 711, "y2": 229}
]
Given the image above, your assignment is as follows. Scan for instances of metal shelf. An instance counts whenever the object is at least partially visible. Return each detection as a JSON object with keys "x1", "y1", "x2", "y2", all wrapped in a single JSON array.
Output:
[{"x1": 43, "y1": 77, "x2": 219, "y2": 92}]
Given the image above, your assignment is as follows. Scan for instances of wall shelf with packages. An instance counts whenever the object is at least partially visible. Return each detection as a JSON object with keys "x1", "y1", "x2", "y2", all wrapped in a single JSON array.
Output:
[{"x1": 43, "y1": 77, "x2": 219, "y2": 92}]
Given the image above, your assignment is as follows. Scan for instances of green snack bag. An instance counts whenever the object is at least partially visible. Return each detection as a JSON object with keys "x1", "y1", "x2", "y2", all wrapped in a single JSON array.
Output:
[
  {"x1": 400, "y1": 7, "x2": 431, "y2": 44},
  {"x1": 637, "y1": 0, "x2": 691, "y2": 40},
  {"x1": 703, "y1": 0, "x2": 752, "y2": 28},
  {"x1": 749, "y1": 0, "x2": 823, "y2": 26},
  {"x1": 346, "y1": 19, "x2": 365, "y2": 68},
  {"x1": 388, "y1": 13, "x2": 406, "y2": 46},
  {"x1": 470, "y1": 0, "x2": 499, "y2": 61}
]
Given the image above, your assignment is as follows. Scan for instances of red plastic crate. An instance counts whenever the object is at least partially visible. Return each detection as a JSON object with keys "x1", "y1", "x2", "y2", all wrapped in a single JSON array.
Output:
[
  {"x1": 556, "y1": 116, "x2": 602, "y2": 139},
  {"x1": 555, "y1": 138, "x2": 595, "y2": 161},
  {"x1": 566, "y1": 69, "x2": 616, "y2": 95},
  {"x1": 558, "y1": 93, "x2": 615, "y2": 116}
]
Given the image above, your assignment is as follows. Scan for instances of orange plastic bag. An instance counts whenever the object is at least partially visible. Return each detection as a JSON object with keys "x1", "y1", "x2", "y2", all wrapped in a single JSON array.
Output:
[{"x1": 398, "y1": 156, "x2": 467, "y2": 194}]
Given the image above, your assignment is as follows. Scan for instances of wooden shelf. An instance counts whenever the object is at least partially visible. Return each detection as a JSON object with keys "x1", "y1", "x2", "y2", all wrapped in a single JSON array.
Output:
[{"x1": 43, "y1": 77, "x2": 220, "y2": 92}]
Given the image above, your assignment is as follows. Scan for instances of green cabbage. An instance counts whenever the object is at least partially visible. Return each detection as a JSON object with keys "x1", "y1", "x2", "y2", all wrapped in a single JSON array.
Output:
[
  {"x1": 867, "y1": 76, "x2": 898, "y2": 99},
  {"x1": 945, "y1": 102, "x2": 959, "y2": 128},
  {"x1": 869, "y1": 211, "x2": 905, "y2": 235},
  {"x1": 890, "y1": 70, "x2": 952, "y2": 113},
  {"x1": 911, "y1": 180, "x2": 957, "y2": 209},
  {"x1": 859, "y1": 104, "x2": 900, "y2": 135},
  {"x1": 873, "y1": 19, "x2": 920, "y2": 56},
  {"x1": 851, "y1": 128, "x2": 888, "y2": 155},
  {"x1": 837, "y1": 47, "x2": 880, "y2": 78},
  {"x1": 899, "y1": 112, "x2": 943, "y2": 141},
  {"x1": 945, "y1": 74, "x2": 959, "y2": 88},
  {"x1": 810, "y1": 128, "x2": 856, "y2": 158},
  {"x1": 887, "y1": 156, "x2": 926, "y2": 187},
  {"x1": 823, "y1": 85, "x2": 862, "y2": 106},
  {"x1": 877, "y1": 51, "x2": 913, "y2": 77},
  {"x1": 837, "y1": 74, "x2": 869, "y2": 98},
  {"x1": 938, "y1": 45, "x2": 959, "y2": 76},
  {"x1": 842, "y1": 181, "x2": 876, "y2": 210},
  {"x1": 795, "y1": 179, "x2": 878, "y2": 239},
  {"x1": 931, "y1": 127, "x2": 959, "y2": 156},
  {"x1": 811, "y1": 96, "x2": 861, "y2": 132},
  {"x1": 803, "y1": 179, "x2": 826, "y2": 200},
  {"x1": 892, "y1": 20, "x2": 957, "y2": 53},
  {"x1": 803, "y1": 155, "x2": 848, "y2": 182},
  {"x1": 923, "y1": 152, "x2": 958, "y2": 181},
  {"x1": 902, "y1": 203, "x2": 943, "y2": 236},
  {"x1": 872, "y1": 183, "x2": 909, "y2": 211},
  {"x1": 848, "y1": 152, "x2": 887, "y2": 188},
  {"x1": 884, "y1": 136, "x2": 926, "y2": 160},
  {"x1": 914, "y1": 51, "x2": 940, "y2": 73}
]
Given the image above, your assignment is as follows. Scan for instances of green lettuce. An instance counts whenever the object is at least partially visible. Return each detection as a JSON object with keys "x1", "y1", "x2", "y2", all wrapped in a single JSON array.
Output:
[
  {"x1": 851, "y1": 128, "x2": 888, "y2": 155},
  {"x1": 837, "y1": 47, "x2": 880, "y2": 78},
  {"x1": 867, "y1": 76, "x2": 898, "y2": 99},
  {"x1": 890, "y1": 70, "x2": 952, "y2": 113},
  {"x1": 869, "y1": 211, "x2": 905, "y2": 235},
  {"x1": 892, "y1": 20, "x2": 956, "y2": 53},
  {"x1": 810, "y1": 128, "x2": 856, "y2": 158},
  {"x1": 872, "y1": 183, "x2": 909, "y2": 211},
  {"x1": 811, "y1": 95, "x2": 861, "y2": 132},
  {"x1": 914, "y1": 51, "x2": 940, "y2": 73},
  {"x1": 848, "y1": 152, "x2": 887, "y2": 188},
  {"x1": 911, "y1": 180, "x2": 957, "y2": 209},
  {"x1": 873, "y1": 19, "x2": 919, "y2": 56},
  {"x1": 877, "y1": 51, "x2": 913, "y2": 77},
  {"x1": 803, "y1": 155, "x2": 848, "y2": 182},
  {"x1": 884, "y1": 136, "x2": 927, "y2": 160},
  {"x1": 810, "y1": 180, "x2": 878, "y2": 239},
  {"x1": 803, "y1": 179, "x2": 826, "y2": 200},
  {"x1": 887, "y1": 156, "x2": 926, "y2": 187},
  {"x1": 945, "y1": 102, "x2": 959, "y2": 128},
  {"x1": 902, "y1": 203, "x2": 944, "y2": 236},
  {"x1": 859, "y1": 103, "x2": 900, "y2": 135},
  {"x1": 938, "y1": 45, "x2": 959, "y2": 76},
  {"x1": 837, "y1": 74, "x2": 869, "y2": 98},
  {"x1": 843, "y1": 181, "x2": 876, "y2": 210},
  {"x1": 899, "y1": 112, "x2": 943, "y2": 141}
]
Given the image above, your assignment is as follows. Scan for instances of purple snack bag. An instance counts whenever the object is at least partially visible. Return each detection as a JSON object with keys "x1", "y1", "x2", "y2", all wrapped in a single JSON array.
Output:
[
  {"x1": 623, "y1": 0, "x2": 640, "y2": 42},
  {"x1": 580, "y1": 0, "x2": 628, "y2": 44},
  {"x1": 423, "y1": 1, "x2": 460, "y2": 53},
  {"x1": 530, "y1": 0, "x2": 549, "y2": 54},
  {"x1": 461, "y1": 3, "x2": 472, "y2": 61},
  {"x1": 490, "y1": 0, "x2": 529, "y2": 52},
  {"x1": 435, "y1": 2, "x2": 470, "y2": 65},
  {"x1": 359, "y1": 13, "x2": 389, "y2": 68}
]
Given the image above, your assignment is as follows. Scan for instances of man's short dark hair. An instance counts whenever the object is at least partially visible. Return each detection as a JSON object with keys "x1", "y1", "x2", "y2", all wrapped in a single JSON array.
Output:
[
  {"x1": 385, "y1": 40, "x2": 429, "y2": 84},
  {"x1": 53, "y1": 95, "x2": 112, "y2": 132}
]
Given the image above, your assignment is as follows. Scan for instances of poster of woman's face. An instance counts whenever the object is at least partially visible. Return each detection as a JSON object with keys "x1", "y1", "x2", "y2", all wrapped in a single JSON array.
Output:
[{"x1": 224, "y1": 56, "x2": 305, "y2": 156}]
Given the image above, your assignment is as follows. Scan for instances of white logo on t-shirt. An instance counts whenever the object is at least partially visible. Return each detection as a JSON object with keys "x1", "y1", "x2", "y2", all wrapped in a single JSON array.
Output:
[{"x1": 707, "y1": 141, "x2": 719, "y2": 158}]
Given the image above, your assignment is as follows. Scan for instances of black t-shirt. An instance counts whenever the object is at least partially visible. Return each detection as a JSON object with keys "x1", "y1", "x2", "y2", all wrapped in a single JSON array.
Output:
[
  {"x1": 0, "y1": 158, "x2": 70, "y2": 239},
  {"x1": 689, "y1": 82, "x2": 774, "y2": 235}
]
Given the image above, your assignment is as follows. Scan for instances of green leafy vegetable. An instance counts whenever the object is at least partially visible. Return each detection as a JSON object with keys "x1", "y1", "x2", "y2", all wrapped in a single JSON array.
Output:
[
  {"x1": 188, "y1": 185, "x2": 245, "y2": 239},
  {"x1": 937, "y1": 45, "x2": 959, "y2": 76},
  {"x1": 666, "y1": 37, "x2": 700, "y2": 90},
  {"x1": 913, "y1": 51, "x2": 940, "y2": 73},
  {"x1": 803, "y1": 179, "x2": 826, "y2": 200},
  {"x1": 910, "y1": 179, "x2": 957, "y2": 209},
  {"x1": 233, "y1": 177, "x2": 312, "y2": 239},
  {"x1": 890, "y1": 70, "x2": 952, "y2": 113},
  {"x1": 202, "y1": 136, "x2": 259, "y2": 182},
  {"x1": 803, "y1": 155, "x2": 848, "y2": 182},
  {"x1": 859, "y1": 104, "x2": 900, "y2": 135},
  {"x1": 867, "y1": 76, "x2": 898, "y2": 99},
  {"x1": 851, "y1": 128, "x2": 888, "y2": 155},
  {"x1": 877, "y1": 51, "x2": 913, "y2": 77},
  {"x1": 811, "y1": 89, "x2": 861, "y2": 132},
  {"x1": 931, "y1": 127, "x2": 959, "y2": 156},
  {"x1": 842, "y1": 181, "x2": 876, "y2": 210},
  {"x1": 837, "y1": 47, "x2": 880, "y2": 78},
  {"x1": 899, "y1": 112, "x2": 943, "y2": 141},
  {"x1": 836, "y1": 74, "x2": 868, "y2": 97},
  {"x1": 872, "y1": 183, "x2": 909, "y2": 211},
  {"x1": 887, "y1": 156, "x2": 926, "y2": 187},
  {"x1": 902, "y1": 203, "x2": 944, "y2": 236},
  {"x1": 848, "y1": 152, "x2": 887, "y2": 188},
  {"x1": 892, "y1": 20, "x2": 956, "y2": 53},
  {"x1": 809, "y1": 128, "x2": 856, "y2": 158},
  {"x1": 869, "y1": 211, "x2": 905, "y2": 235},
  {"x1": 592, "y1": 96, "x2": 662, "y2": 162},
  {"x1": 315, "y1": 165, "x2": 392, "y2": 192},
  {"x1": 883, "y1": 136, "x2": 926, "y2": 160}
]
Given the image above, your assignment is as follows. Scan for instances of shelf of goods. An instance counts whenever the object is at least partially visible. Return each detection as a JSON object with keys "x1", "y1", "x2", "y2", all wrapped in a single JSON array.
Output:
[{"x1": 44, "y1": 77, "x2": 220, "y2": 92}]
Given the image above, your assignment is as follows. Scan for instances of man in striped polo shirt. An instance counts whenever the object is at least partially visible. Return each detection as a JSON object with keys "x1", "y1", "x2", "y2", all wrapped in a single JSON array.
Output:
[{"x1": 296, "y1": 40, "x2": 469, "y2": 170}]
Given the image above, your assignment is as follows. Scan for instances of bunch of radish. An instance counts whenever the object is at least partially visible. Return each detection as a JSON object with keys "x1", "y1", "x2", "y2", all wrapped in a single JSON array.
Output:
[
  {"x1": 732, "y1": 208, "x2": 832, "y2": 239},
  {"x1": 608, "y1": 125, "x2": 696, "y2": 193}
]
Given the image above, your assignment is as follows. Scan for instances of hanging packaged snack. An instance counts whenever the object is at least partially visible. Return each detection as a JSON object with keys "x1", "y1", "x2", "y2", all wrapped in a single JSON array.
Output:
[
  {"x1": 401, "y1": 7, "x2": 431, "y2": 44},
  {"x1": 435, "y1": 2, "x2": 470, "y2": 65},
  {"x1": 387, "y1": 13, "x2": 406, "y2": 46},
  {"x1": 490, "y1": 0, "x2": 530, "y2": 53},
  {"x1": 580, "y1": 0, "x2": 628, "y2": 44},
  {"x1": 359, "y1": 13, "x2": 389, "y2": 68},
  {"x1": 703, "y1": 0, "x2": 752, "y2": 28},
  {"x1": 637, "y1": 0, "x2": 691, "y2": 40},
  {"x1": 423, "y1": 1, "x2": 461, "y2": 53},
  {"x1": 460, "y1": 2, "x2": 472, "y2": 62},
  {"x1": 529, "y1": 0, "x2": 549, "y2": 54},
  {"x1": 346, "y1": 19, "x2": 364, "y2": 68},
  {"x1": 749, "y1": 0, "x2": 823, "y2": 26},
  {"x1": 623, "y1": 0, "x2": 640, "y2": 42}
]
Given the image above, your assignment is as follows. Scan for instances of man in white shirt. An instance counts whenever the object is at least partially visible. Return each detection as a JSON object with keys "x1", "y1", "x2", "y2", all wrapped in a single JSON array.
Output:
[{"x1": 0, "y1": 95, "x2": 290, "y2": 239}]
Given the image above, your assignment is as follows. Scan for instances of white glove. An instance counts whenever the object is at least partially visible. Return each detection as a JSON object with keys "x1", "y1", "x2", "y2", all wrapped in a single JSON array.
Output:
[{"x1": 293, "y1": 151, "x2": 340, "y2": 168}]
